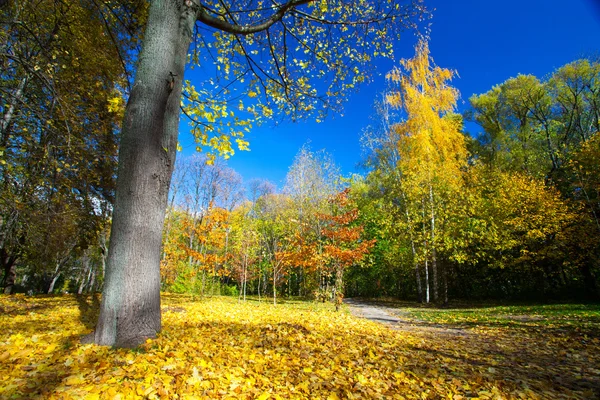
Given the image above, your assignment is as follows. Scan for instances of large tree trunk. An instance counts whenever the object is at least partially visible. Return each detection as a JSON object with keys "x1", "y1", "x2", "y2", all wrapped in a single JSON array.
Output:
[{"x1": 89, "y1": 0, "x2": 197, "y2": 348}]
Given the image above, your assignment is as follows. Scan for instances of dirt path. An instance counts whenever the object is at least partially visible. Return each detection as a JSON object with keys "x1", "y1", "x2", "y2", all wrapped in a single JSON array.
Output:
[{"x1": 344, "y1": 298, "x2": 469, "y2": 337}]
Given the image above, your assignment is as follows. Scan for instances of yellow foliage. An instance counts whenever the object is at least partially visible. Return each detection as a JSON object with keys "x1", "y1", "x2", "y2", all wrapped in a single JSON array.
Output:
[{"x1": 1, "y1": 294, "x2": 592, "y2": 399}]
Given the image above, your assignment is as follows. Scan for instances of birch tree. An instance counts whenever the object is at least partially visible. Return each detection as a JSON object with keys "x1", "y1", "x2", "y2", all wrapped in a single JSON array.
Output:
[{"x1": 384, "y1": 39, "x2": 467, "y2": 304}]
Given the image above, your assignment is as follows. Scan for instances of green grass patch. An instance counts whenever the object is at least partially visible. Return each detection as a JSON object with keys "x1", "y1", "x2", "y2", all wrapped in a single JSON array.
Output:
[{"x1": 392, "y1": 301, "x2": 600, "y2": 335}]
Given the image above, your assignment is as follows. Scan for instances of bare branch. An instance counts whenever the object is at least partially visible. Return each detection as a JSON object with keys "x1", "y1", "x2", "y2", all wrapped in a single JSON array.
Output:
[{"x1": 197, "y1": 0, "x2": 314, "y2": 35}]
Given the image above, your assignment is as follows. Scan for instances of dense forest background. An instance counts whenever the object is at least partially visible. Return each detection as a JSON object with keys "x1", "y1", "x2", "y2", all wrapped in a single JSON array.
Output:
[{"x1": 1, "y1": 1, "x2": 599, "y2": 304}]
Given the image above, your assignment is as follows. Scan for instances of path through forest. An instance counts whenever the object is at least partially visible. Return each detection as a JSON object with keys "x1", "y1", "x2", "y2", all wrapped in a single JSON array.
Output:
[
  {"x1": 344, "y1": 298, "x2": 600, "y2": 397},
  {"x1": 344, "y1": 298, "x2": 469, "y2": 337}
]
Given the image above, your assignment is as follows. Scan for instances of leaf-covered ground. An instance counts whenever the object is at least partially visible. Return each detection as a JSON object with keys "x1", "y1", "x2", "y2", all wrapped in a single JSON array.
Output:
[{"x1": 1, "y1": 295, "x2": 598, "y2": 399}]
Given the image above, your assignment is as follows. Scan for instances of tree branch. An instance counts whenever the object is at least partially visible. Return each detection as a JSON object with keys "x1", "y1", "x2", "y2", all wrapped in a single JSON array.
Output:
[{"x1": 197, "y1": 0, "x2": 314, "y2": 35}]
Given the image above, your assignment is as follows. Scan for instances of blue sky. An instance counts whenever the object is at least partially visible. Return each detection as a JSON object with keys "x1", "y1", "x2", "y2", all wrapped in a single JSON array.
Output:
[{"x1": 180, "y1": 0, "x2": 600, "y2": 190}]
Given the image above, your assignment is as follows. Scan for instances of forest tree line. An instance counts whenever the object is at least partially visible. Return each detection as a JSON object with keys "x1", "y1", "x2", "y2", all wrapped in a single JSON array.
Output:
[
  {"x1": 1, "y1": 1, "x2": 598, "y2": 304},
  {"x1": 158, "y1": 43, "x2": 600, "y2": 303}
]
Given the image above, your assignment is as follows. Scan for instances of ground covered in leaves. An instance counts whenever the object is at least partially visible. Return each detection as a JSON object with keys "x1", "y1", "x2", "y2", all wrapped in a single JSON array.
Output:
[{"x1": 1, "y1": 294, "x2": 599, "y2": 399}]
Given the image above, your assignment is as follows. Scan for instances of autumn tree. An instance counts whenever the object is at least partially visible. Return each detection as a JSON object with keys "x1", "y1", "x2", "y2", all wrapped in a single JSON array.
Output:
[
  {"x1": 560, "y1": 133, "x2": 600, "y2": 297},
  {"x1": 229, "y1": 202, "x2": 260, "y2": 301},
  {"x1": 318, "y1": 189, "x2": 374, "y2": 310},
  {"x1": 90, "y1": 0, "x2": 427, "y2": 347},
  {"x1": 283, "y1": 144, "x2": 340, "y2": 295},
  {"x1": 0, "y1": 0, "x2": 143, "y2": 293},
  {"x1": 254, "y1": 193, "x2": 295, "y2": 305},
  {"x1": 467, "y1": 59, "x2": 600, "y2": 299},
  {"x1": 160, "y1": 156, "x2": 243, "y2": 295},
  {"x1": 380, "y1": 39, "x2": 468, "y2": 304}
]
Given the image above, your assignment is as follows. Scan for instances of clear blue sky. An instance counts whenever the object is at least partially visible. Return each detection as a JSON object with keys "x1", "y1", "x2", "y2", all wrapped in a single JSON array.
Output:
[{"x1": 179, "y1": 0, "x2": 600, "y2": 190}]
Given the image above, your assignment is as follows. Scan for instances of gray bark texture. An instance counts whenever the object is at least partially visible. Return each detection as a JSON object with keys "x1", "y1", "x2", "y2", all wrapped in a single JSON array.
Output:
[{"x1": 89, "y1": 0, "x2": 197, "y2": 348}]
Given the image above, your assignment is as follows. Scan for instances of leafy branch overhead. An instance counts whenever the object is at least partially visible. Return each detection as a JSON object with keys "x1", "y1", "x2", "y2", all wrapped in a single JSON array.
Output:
[{"x1": 181, "y1": 0, "x2": 428, "y2": 159}]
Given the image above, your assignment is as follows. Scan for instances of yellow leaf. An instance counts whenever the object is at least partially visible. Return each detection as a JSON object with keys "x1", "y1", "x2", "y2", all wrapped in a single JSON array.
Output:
[
  {"x1": 64, "y1": 374, "x2": 85, "y2": 386},
  {"x1": 44, "y1": 343, "x2": 57, "y2": 354},
  {"x1": 256, "y1": 392, "x2": 270, "y2": 400}
]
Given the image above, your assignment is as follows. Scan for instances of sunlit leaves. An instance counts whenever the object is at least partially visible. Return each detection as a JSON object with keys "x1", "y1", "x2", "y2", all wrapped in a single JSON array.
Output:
[
  {"x1": 183, "y1": 0, "x2": 428, "y2": 159},
  {"x1": 468, "y1": 59, "x2": 600, "y2": 180},
  {"x1": 370, "y1": 39, "x2": 468, "y2": 301},
  {"x1": 1, "y1": 294, "x2": 597, "y2": 399},
  {"x1": 0, "y1": 0, "x2": 139, "y2": 292}
]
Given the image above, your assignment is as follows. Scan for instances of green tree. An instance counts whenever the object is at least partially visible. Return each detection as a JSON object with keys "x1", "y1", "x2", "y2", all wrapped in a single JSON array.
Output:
[
  {"x1": 467, "y1": 59, "x2": 600, "y2": 183},
  {"x1": 467, "y1": 59, "x2": 600, "y2": 299}
]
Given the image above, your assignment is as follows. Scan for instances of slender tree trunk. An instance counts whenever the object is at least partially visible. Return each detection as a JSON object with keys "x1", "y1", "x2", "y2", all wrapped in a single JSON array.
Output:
[
  {"x1": 273, "y1": 262, "x2": 277, "y2": 305},
  {"x1": 424, "y1": 258, "x2": 430, "y2": 303},
  {"x1": 429, "y1": 184, "x2": 438, "y2": 303},
  {"x1": 401, "y1": 192, "x2": 422, "y2": 302},
  {"x1": 48, "y1": 274, "x2": 60, "y2": 294},
  {"x1": 243, "y1": 258, "x2": 247, "y2": 301},
  {"x1": 412, "y1": 241, "x2": 422, "y2": 303},
  {"x1": 47, "y1": 268, "x2": 61, "y2": 294},
  {"x1": 78, "y1": 253, "x2": 91, "y2": 295},
  {"x1": 88, "y1": 264, "x2": 96, "y2": 293},
  {"x1": 421, "y1": 201, "x2": 430, "y2": 303},
  {"x1": 90, "y1": 0, "x2": 197, "y2": 348},
  {"x1": 442, "y1": 261, "x2": 448, "y2": 305},
  {"x1": 257, "y1": 265, "x2": 261, "y2": 301},
  {"x1": 0, "y1": 75, "x2": 27, "y2": 144},
  {"x1": 334, "y1": 266, "x2": 343, "y2": 311},
  {"x1": 2, "y1": 258, "x2": 17, "y2": 294}
]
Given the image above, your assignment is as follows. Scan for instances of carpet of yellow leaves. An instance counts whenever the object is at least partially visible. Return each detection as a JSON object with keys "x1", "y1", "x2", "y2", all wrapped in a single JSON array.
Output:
[{"x1": 0, "y1": 294, "x2": 597, "y2": 399}]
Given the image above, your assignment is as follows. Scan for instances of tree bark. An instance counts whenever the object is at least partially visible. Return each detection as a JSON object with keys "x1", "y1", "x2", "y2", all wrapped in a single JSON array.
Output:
[
  {"x1": 47, "y1": 261, "x2": 61, "y2": 294},
  {"x1": 90, "y1": 0, "x2": 197, "y2": 348},
  {"x1": 412, "y1": 242, "x2": 422, "y2": 303},
  {"x1": 78, "y1": 252, "x2": 91, "y2": 295},
  {"x1": 442, "y1": 261, "x2": 448, "y2": 306},
  {"x1": 99, "y1": 231, "x2": 108, "y2": 289},
  {"x1": 273, "y1": 260, "x2": 277, "y2": 305},
  {"x1": 424, "y1": 258, "x2": 430, "y2": 303},
  {"x1": 400, "y1": 192, "x2": 422, "y2": 302},
  {"x1": 429, "y1": 184, "x2": 438, "y2": 303},
  {"x1": 2, "y1": 257, "x2": 17, "y2": 294},
  {"x1": 0, "y1": 75, "x2": 27, "y2": 145}
]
